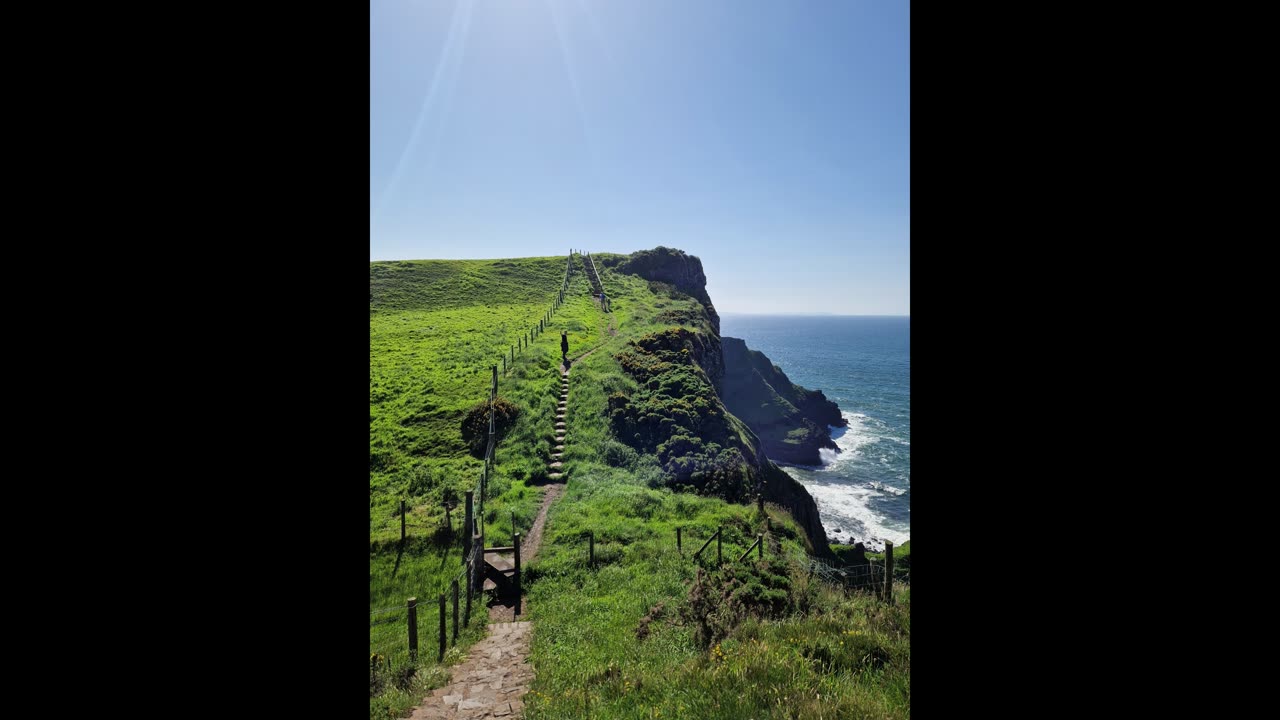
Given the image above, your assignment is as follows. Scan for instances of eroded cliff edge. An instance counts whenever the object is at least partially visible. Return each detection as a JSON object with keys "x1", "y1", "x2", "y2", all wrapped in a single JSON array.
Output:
[{"x1": 607, "y1": 247, "x2": 841, "y2": 558}]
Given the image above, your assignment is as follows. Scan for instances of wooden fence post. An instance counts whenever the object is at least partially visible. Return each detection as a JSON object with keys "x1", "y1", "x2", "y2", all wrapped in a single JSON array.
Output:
[
  {"x1": 757, "y1": 496, "x2": 764, "y2": 514},
  {"x1": 677, "y1": 527, "x2": 682, "y2": 554},
  {"x1": 438, "y1": 594, "x2": 446, "y2": 661},
  {"x1": 472, "y1": 533, "x2": 484, "y2": 594},
  {"x1": 717, "y1": 526, "x2": 722, "y2": 564},
  {"x1": 514, "y1": 533, "x2": 522, "y2": 616},
  {"x1": 464, "y1": 491, "x2": 474, "y2": 554},
  {"x1": 407, "y1": 597, "x2": 418, "y2": 659},
  {"x1": 758, "y1": 533, "x2": 764, "y2": 560},
  {"x1": 884, "y1": 541, "x2": 894, "y2": 604},
  {"x1": 511, "y1": 512, "x2": 516, "y2": 545},
  {"x1": 452, "y1": 579, "x2": 459, "y2": 644},
  {"x1": 464, "y1": 553, "x2": 472, "y2": 627},
  {"x1": 401, "y1": 500, "x2": 406, "y2": 542}
]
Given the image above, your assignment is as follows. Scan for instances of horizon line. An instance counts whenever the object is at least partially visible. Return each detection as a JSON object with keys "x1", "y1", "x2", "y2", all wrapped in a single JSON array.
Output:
[{"x1": 720, "y1": 312, "x2": 909, "y2": 317}]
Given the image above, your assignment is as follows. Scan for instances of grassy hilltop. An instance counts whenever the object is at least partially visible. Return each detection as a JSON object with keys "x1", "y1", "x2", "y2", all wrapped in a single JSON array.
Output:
[{"x1": 370, "y1": 251, "x2": 909, "y2": 719}]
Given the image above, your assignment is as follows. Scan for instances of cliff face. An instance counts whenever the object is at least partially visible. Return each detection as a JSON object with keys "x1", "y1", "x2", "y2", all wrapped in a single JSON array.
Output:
[
  {"x1": 758, "y1": 462, "x2": 830, "y2": 557},
  {"x1": 720, "y1": 337, "x2": 847, "y2": 466},
  {"x1": 610, "y1": 247, "x2": 836, "y2": 558},
  {"x1": 615, "y1": 247, "x2": 722, "y2": 336}
]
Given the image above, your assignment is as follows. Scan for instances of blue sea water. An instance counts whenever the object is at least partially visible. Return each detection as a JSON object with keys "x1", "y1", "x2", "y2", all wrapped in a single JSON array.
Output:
[{"x1": 719, "y1": 315, "x2": 910, "y2": 551}]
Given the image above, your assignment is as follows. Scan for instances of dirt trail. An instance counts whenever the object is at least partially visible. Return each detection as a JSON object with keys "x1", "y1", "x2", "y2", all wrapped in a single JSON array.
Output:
[
  {"x1": 409, "y1": 341, "x2": 614, "y2": 719},
  {"x1": 409, "y1": 283, "x2": 622, "y2": 720}
]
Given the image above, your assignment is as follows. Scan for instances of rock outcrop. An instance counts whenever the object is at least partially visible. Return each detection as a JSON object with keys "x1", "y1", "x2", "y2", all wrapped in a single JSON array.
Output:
[
  {"x1": 757, "y1": 462, "x2": 831, "y2": 558},
  {"x1": 613, "y1": 246, "x2": 722, "y2": 335},
  {"x1": 719, "y1": 336, "x2": 846, "y2": 466}
]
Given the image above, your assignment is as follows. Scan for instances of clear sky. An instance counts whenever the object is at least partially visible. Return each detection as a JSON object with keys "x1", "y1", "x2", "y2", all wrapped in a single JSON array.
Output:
[{"x1": 371, "y1": 0, "x2": 909, "y2": 315}]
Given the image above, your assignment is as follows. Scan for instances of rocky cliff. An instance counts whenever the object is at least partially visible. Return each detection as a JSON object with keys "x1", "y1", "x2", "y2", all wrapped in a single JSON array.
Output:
[
  {"x1": 609, "y1": 247, "x2": 838, "y2": 558},
  {"x1": 613, "y1": 247, "x2": 722, "y2": 335},
  {"x1": 720, "y1": 336, "x2": 847, "y2": 466}
]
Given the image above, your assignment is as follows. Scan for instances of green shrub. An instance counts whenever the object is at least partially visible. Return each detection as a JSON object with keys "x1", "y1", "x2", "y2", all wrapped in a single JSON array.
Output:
[
  {"x1": 681, "y1": 557, "x2": 795, "y2": 648},
  {"x1": 603, "y1": 439, "x2": 638, "y2": 468},
  {"x1": 460, "y1": 396, "x2": 521, "y2": 458}
]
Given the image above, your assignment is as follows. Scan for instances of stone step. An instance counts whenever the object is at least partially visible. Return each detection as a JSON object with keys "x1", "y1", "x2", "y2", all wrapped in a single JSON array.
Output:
[
  {"x1": 554, "y1": 445, "x2": 564, "y2": 452},
  {"x1": 554, "y1": 422, "x2": 566, "y2": 429},
  {"x1": 549, "y1": 462, "x2": 563, "y2": 470},
  {"x1": 548, "y1": 472, "x2": 563, "y2": 480},
  {"x1": 550, "y1": 453, "x2": 562, "y2": 461}
]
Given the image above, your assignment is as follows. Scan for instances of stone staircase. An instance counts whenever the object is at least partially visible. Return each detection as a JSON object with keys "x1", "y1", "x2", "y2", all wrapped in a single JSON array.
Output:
[{"x1": 548, "y1": 366, "x2": 568, "y2": 480}]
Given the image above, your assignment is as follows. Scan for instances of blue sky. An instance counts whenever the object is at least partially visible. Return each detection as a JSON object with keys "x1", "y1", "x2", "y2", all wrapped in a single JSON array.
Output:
[{"x1": 371, "y1": 0, "x2": 909, "y2": 315}]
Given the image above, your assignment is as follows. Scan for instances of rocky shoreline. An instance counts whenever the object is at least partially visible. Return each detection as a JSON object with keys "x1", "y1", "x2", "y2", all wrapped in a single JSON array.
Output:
[{"x1": 719, "y1": 336, "x2": 847, "y2": 466}]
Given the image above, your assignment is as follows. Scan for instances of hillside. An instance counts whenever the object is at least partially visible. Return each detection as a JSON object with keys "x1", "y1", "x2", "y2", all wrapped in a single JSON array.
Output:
[{"x1": 370, "y1": 250, "x2": 909, "y2": 719}]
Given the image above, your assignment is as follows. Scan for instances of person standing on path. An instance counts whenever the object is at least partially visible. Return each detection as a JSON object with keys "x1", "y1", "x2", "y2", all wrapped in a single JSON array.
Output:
[{"x1": 560, "y1": 331, "x2": 569, "y2": 362}]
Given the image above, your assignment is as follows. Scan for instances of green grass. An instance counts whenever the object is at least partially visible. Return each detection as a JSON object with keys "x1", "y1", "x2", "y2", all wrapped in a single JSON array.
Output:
[
  {"x1": 370, "y1": 254, "x2": 597, "y2": 718},
  {"x1": 371, "y1": 251, "x2": 909, "y2": 719},
  {"x1": 522, "y1": 326, "x2": 910, "y2": 720}
]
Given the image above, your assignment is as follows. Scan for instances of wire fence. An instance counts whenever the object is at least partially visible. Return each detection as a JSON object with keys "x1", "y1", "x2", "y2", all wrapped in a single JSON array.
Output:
[{"x1": 674, "y1": 519, "x2": 908, "y2": 602}]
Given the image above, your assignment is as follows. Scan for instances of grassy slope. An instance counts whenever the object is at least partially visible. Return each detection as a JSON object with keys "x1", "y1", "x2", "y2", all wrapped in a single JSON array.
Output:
[
  {"x1": 522, "y1": 264, "x2": 909, "y2": 719},
  {"x1": 370, "y1": 253, "x2": 909, "y2": 719},
  {"x1": 370, "y1": 256, "x2": 604, "y2": 717}
]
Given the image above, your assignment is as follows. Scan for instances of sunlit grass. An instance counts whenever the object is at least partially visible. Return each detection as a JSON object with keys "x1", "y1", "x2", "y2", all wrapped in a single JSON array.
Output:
[{"x1": 370, "y1": 251, "x2": 908, "y2": 719}]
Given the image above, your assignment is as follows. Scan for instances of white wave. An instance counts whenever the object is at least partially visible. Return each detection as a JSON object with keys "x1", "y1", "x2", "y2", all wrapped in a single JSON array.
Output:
[
  {"x1": 819, "y1": 410, "x2": 880, "y2": 470},
  {"x1": 780, "y1": 411, "x2": 910, "y2": 550},
  {"x1": 784, "y1": 469, "x2": 910, "y2": 548}
]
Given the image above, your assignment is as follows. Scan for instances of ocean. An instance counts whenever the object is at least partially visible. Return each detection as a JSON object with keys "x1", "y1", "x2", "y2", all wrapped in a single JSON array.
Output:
[{"x1": 719, "y1": 315, "x2": 910, "y2": 552}]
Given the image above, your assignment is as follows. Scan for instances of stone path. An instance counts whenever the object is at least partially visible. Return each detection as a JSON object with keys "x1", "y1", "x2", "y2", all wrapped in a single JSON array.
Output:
[{"x1": 408, "y1": 622, "x2": 533, "y2": 720}]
